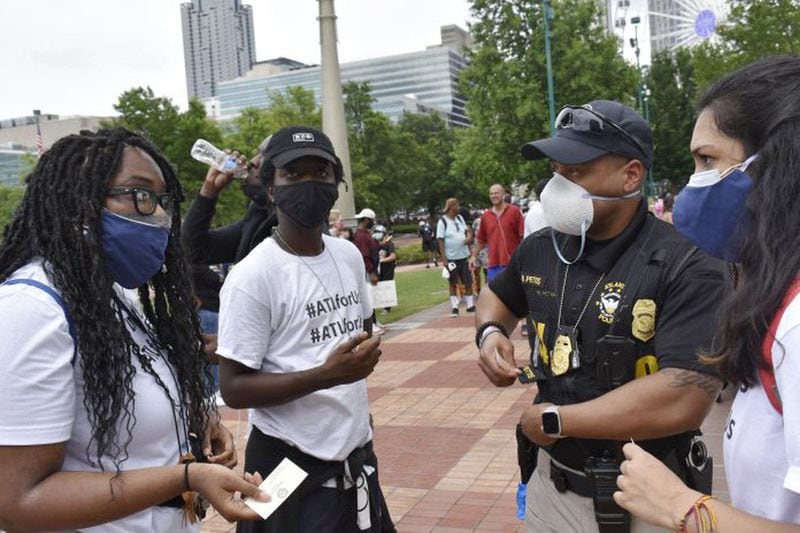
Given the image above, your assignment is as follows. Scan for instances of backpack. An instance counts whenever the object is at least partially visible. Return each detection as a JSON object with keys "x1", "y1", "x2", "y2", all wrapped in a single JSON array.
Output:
[
  {"x1": 439, "y1": 214, "x2": 465, "y2": 236},
  {"x1": 759, "y1": 278, "x2": 800, "y2": 414}
]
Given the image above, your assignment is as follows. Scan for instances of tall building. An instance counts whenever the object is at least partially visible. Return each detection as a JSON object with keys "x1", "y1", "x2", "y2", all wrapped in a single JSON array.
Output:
[
  {"x1": 215, "y1": 26, "x2": 471, "y2": 127},
  {"x1": 181, "y1": 0, "x2": 256, "y2": 100}
]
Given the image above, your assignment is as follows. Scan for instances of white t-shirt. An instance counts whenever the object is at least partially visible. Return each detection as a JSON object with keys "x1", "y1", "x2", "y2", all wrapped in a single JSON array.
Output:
[
  {"x1": 0, "y1": 261, "x2": 197, "y2": 533},
  {"x1": 436, "y1": 214, "x2": 469, "y2": 260},
  {"x1": 723, "y1": 292, "x2": 800, "y2": 524},
  {"x1": 217, "y1": 235, "x2": 373, "y2": 461},
  {"x1": 524, "y1": 201, "x2": 548, "y2": 238}
]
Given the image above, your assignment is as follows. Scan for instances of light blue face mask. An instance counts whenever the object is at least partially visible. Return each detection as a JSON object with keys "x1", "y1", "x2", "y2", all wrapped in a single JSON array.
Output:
[
  {"x1": 673, "y1": 154, "x2": 758, "y2": 262},
  {"x1": 540, "y1": 172, "x2": 640, "y2": 264},
  {"x1": 101, "y1": 210, "x2": 171, "y2": 289}
]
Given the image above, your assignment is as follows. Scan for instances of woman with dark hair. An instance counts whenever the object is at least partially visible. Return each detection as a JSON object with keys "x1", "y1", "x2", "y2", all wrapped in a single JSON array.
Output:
[
  {"x1": 0, "y1": 128, "x2": 267, "y2": 531},
  {"x1": 614, "y1": 56, "x2": 800, "y2": 531}
]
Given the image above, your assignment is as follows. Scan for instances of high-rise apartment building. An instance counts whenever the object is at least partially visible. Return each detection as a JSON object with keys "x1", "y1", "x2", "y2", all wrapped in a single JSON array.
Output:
[{"x1": 181, "y1": 0, "x2": 257, "y2": 100}]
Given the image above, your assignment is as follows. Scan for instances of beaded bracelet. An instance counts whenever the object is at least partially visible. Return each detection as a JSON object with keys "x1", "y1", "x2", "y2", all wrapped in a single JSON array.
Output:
[
  {"x1": 677, "y1": 494, "x2": 717, "y2": 533},
  {"x1": 475, "y1": 321, "x2": 509, "y2": 349}
]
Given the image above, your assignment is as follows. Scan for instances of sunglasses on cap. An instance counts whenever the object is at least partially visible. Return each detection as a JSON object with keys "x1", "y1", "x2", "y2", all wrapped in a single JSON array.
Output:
[{"x1": 555, "y1": 105, "x2": 648, "y2": 161}]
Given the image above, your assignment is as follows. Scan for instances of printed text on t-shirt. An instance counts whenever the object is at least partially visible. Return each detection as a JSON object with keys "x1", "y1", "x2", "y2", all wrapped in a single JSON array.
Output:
[{"x1": 305, "y1": 290, "x2": 361, "y2": 319}]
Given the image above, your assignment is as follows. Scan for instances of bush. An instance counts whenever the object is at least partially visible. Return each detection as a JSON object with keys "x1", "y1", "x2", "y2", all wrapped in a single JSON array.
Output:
[
  {"x1": 391, "y1": 223, "x2": 421, "y2": 235},
  {"x1": 395, "y1": 242, "x2": 428, "y2": 265},
  {"x1": 0, "y1": 186, "x2": 25, "y2": 232}
]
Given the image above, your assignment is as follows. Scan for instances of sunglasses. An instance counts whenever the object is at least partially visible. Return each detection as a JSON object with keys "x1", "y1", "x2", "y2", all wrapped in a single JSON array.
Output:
[{"x1": 555, "y1": 105, "x2": 648, "y2": 161}]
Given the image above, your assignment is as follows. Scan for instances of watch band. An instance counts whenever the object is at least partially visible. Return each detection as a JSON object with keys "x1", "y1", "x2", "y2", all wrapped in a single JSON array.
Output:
[{"x1": 541, "y1": 405, "x2": 564, "y2": 439}]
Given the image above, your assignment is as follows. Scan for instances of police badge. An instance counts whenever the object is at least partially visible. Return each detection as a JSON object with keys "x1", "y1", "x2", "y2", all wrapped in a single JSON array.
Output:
[
  {"x1": 632, "y1": 299, "x2": 657, "y2": 342},
  {"x1": 551, "y1": 326, "x2": 578, "y2": 376}
]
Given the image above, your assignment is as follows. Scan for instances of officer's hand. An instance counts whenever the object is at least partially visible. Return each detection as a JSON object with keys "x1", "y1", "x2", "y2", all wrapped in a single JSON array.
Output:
[
  {"x1": 322, "y1": 332, "x2": 382, "y2": 386},
  {"x1": 520, "y1": 403, "x2": 557, "y2": 446},
  {"x1": 199, "y1": 150, "x2": 247, "y2": 199},
  {"x1": 370, "y1": 272, "x2": 379, "y2": 286},
  {"x1": 613, "y1": 443, "x2": 702, "y2": 530},
  {"x1": 477, "y1": 332, "x2": 520, "y2": 387}
]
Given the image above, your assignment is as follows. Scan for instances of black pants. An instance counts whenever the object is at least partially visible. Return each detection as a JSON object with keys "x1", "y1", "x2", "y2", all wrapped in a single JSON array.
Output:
[{"x1": 237, "y1": 427, "x2": 395, "y2": 533}]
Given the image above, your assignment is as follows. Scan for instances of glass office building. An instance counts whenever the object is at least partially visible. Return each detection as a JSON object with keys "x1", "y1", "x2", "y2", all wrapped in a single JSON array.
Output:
[{"x1": 216, "y1": 46, "x2": 470, "y2": 127}]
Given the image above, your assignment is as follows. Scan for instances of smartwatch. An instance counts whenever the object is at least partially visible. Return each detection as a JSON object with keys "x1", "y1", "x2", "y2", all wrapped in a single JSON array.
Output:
[{"x1": 541, "y1": 405, "x2": 564, "y2": 438}]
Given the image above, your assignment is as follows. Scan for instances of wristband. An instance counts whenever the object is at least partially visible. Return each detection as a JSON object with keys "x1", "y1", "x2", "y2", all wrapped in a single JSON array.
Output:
[
  {"x1": 677, "y1": 495, "x2": 716, "y2": 533},
  {"x1": 479, "y1": 327, "x2": 503, "y2": 350},
  {"x1": 184, "y1": 462, "x2": 192, "y2": 491},
  {"x1": 475, "y1": 321, "x2": 509, "y2": 349}
]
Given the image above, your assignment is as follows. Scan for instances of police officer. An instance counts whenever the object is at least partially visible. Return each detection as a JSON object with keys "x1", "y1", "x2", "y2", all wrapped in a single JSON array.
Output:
[{"x1": 475, "y1": 100, "x2": 728, "y2": 533}]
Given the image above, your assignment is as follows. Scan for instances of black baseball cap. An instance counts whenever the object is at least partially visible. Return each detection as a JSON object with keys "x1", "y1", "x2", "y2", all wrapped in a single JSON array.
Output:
[
  {"x1": 521, "y1": 100, "x2": 653, "y2": 169},
  {"x1": 262, "y1": 126, "x2": 343, "y2": 178}
]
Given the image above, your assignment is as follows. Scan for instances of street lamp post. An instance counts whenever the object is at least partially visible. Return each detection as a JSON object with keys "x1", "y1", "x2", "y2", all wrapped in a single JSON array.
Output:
[
  {"x1": 630, "y1": 16, "x2": 643, "y2": 113},
  {"x1": 543, "y1": 0, "x2": 556, "y2": 134}
]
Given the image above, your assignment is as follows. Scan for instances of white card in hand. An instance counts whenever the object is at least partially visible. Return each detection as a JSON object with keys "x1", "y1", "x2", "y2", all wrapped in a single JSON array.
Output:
[{"x1": 245, "y1": 458, "x2": 308, "y2": 520}]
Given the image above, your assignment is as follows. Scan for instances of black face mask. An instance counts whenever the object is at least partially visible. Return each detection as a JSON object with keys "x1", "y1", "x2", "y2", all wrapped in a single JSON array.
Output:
[
  {"x1": 273, "y1": 181, "x2": 339, "y2": 229},
  {"x1": 243, "y1": 183, "x2": 268, "y2": 206}
]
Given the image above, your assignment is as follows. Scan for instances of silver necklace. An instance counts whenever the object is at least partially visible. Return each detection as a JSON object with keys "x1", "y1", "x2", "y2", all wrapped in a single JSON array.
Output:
[
  {"x1": 272, "y1": 229, "x2": 350, "y2": 325},
  {"x1": 550, "y1": 264, "x2": 605, "y2": 375}
]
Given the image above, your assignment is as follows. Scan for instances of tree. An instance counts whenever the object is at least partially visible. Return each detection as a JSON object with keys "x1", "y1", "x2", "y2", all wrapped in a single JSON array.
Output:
[
  {"x1": 263, "y1": 86, "x2": 321, "y2": 131},
  {"x1": 692, "y1": 0, "x2": 800, "y2": 91},
  {"x1": 342, "y1": 82, "x2": 473, "y2": 219},
  {"x1": 397, "y1": 112, "x2": 477, "y2": 217},
  {"x1": 456, "y1": 0, "x2": 639, "y2": 192},
  {"x1": 343, "y1": 81, "x2": 407, "y2": 217},
  {"x1": 225, "y1": 86, "x2": 322, "y2": 154},
  {"x1": 646, "y1": 48, "x2": 697, "y2": 190},
  {"x1": 106, "y1": 87, "x2": 246, "y2": 226}
]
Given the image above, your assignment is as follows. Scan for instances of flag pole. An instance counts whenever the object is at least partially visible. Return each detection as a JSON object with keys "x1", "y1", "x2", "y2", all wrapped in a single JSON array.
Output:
[{"x1": 33, "y1": 109, "x2": 44, "y2": 156}]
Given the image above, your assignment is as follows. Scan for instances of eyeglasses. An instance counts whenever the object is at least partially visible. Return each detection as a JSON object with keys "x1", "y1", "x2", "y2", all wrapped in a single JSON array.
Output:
[
  {"x1": 106, "y1": 187, "x2": 175, "y2": 216},
  {"x1": 555, "y1": 105, "x2": 648, "y2": 160}
]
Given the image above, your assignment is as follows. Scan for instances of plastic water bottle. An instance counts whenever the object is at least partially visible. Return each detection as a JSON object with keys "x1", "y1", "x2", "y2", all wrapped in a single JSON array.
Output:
[
  {"x1": 190, "y1": 139, "x2": 247, "y2": 179},
  {"x1": 516, "y1": 482, "x2": 527, "y2": 520}
]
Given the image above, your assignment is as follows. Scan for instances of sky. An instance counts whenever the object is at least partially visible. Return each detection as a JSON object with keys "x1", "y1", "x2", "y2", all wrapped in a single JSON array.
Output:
[
  {"x1": 0, "y1": 0, "x2": 653, "y2": 121},
  {"x1": 0, "y1": 0, "x2": 474, "y2": 119}
]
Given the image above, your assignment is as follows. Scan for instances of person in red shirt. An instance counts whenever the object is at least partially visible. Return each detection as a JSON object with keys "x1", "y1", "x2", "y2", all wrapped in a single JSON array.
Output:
[
  {"x1": 353, "y1": 208, "x2": 380, "y2": 285},
  {"x1": 471, "y1": 184, "x2": 525, "y2": 282}
]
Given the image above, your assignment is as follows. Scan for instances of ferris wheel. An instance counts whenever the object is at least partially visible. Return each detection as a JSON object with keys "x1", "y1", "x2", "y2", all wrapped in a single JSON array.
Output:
[{"x1": 649, "y1": 0, "x2": 729, "y2": 50}]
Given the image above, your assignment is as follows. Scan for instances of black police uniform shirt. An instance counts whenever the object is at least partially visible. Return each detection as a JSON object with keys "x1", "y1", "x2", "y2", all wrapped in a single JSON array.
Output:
[{"x1": 489, "y1": 199, "x2": 729, "y2": 470}]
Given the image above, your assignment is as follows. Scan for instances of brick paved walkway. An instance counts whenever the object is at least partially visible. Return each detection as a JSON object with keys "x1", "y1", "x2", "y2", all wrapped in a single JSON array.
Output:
[{"x1": 202, "y1": 302, "x2": 732, "y2": 532}]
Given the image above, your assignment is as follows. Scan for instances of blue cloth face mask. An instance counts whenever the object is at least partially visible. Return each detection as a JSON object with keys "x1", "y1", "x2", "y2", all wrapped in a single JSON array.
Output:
[
  {"x1": 101, "y1": 209, "x2": 171, "y2": 289},
  {"x1": 673, "y1": 155, "x2": 758, "y2": 262}
]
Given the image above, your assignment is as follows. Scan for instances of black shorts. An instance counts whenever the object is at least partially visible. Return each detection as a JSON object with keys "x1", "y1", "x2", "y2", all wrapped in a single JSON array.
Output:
[
  {"x1": 422, "y1": 239, "x2": 437, "y2": 252},
  {"x1": 446, "y1": 258, "x2": 473, "y2": 286}
]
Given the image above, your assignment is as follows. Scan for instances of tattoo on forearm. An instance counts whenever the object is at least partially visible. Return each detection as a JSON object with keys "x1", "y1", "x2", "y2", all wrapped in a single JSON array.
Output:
[{"x1": 663, "y1": 368, "x2": 722, "y2": 399}]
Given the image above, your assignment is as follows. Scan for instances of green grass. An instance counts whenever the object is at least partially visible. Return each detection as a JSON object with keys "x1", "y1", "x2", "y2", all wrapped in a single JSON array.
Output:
[{"x1": 377, "y1": 267, "x2": 450, "y2": 324}]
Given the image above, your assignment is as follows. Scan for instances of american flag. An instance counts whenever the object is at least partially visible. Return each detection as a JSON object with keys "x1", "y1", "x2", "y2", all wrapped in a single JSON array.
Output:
[{"x1": 35, "y1": 133, "x2": 44, "y2": 156}]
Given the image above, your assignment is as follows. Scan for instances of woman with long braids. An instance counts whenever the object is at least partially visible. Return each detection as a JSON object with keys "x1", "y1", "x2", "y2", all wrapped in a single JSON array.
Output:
[
  {"x1": 0, "y1": 128, "x2": 268, "y2": 531},
  {"x1": 614, "y1": 56, "x2": 800, "y2": 531}
]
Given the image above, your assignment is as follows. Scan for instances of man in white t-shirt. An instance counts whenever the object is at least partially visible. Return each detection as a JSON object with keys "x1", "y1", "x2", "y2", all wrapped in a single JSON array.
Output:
[
  {"x1": 217, "y1": 126, "x2": 394, "y2": 533},
  {"x1": 436, "y1": 197, "x2": 475, "y2": 317}
]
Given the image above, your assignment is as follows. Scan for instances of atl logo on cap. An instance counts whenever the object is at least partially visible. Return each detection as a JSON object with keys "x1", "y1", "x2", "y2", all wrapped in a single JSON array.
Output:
[{"x1": 292, "y1": 133, "x2": 315, "y2": 143}]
